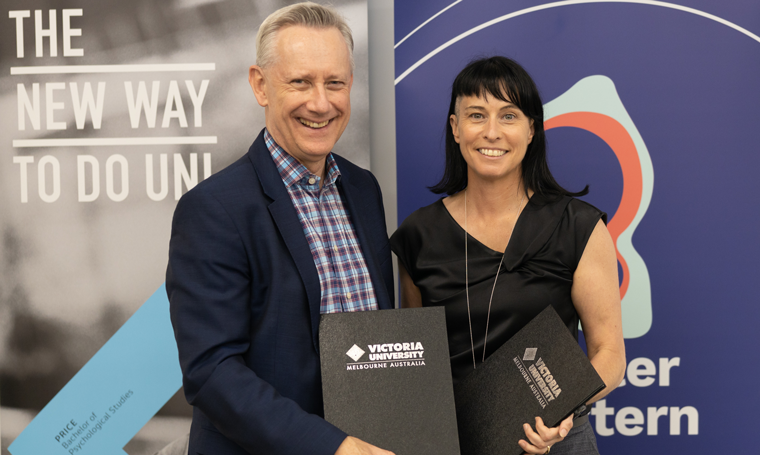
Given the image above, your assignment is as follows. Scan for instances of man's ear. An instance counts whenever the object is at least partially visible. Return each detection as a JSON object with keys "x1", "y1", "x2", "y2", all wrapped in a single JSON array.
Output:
[{"x1": 249, "y1": 65, "x2": 268, "y2": 107}]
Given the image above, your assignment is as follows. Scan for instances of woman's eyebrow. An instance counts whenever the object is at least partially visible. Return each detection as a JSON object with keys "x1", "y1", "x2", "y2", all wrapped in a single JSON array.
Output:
[{"x1": 462, "y1": 102, "x2": 518, "y2": 111}]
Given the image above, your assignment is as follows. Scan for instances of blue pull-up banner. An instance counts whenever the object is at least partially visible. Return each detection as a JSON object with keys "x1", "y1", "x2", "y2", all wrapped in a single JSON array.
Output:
[{"x1": 394, "y1": 1, "x2": 760, "y2": 453}]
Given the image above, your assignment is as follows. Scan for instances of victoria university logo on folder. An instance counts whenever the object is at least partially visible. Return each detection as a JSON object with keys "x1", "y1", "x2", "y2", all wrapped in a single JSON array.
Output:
[
  {"x1": 344, "y1": 342, "x2": 426, "y2": 370},
  {"x1": 514, "y1": 348, "x2": 562, "y2": 409}
]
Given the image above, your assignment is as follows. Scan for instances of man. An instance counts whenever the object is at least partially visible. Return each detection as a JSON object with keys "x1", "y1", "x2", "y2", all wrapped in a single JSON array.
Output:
[{"x1": 166, "y1": 3, "x2": 394, "y2": 454}]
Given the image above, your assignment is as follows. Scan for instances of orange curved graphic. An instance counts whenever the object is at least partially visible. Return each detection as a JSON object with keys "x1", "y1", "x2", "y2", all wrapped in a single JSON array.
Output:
[{"x1": 545, "y1": 112, "x2": 643, "y2": 299}]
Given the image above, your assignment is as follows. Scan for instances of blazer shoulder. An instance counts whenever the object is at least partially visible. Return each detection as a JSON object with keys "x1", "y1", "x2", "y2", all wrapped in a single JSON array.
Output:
[
  {"x1": 178, "y1": 138, "x2": 266, "y2": 207},
  {"x1": 199, "y1": 153, "x2": 255, "y2": 193}
]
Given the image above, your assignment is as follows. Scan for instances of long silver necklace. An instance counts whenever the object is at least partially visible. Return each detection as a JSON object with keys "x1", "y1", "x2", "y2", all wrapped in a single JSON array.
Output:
[{"x1": 464, "y1": 189, "x2": 525, "y2": 370}]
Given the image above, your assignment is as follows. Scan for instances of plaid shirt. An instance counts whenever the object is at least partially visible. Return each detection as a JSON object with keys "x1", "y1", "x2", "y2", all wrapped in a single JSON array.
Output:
[{"x1": 265, "y1": 129, "x2": 379, "y2": 314}]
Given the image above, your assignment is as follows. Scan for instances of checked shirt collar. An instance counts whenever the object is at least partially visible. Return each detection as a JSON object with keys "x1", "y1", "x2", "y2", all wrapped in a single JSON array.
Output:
[{"x1": 267, "y1": 136, "x2": 340, "y2": 191}]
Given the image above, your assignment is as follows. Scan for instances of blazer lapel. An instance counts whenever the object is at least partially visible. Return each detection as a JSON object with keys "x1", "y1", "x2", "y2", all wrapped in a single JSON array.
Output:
[
  {"x1": 248, "y1": 131, "x2": 323, "y2": 351},
  {"x1": 337, "y1": 169, "x2": 393, "y2": 311}
]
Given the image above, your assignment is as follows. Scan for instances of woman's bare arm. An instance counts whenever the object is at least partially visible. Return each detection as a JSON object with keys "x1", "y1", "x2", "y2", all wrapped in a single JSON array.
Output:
[
  {"x1": 398, "y1": 261, "x2": 423, "y2": 308},
  {"x1": 571, "y1": 219, "x2": 627, "y2": 403}
]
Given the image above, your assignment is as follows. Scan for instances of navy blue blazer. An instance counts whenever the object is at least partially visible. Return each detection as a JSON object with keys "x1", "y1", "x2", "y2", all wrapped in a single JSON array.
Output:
[{"x1": 166, "y1": 130, "x2": 394, "y2": 455}]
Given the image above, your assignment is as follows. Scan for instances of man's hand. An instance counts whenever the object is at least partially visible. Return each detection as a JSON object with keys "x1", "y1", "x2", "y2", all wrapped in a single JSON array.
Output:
[{"x1": 335, "y1": 436, "x2": 395, "y2": 455}]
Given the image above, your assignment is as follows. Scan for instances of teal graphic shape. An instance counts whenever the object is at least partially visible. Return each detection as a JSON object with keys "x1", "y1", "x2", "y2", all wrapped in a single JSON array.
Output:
[{"x1": 8, "y1": 284, "x2": 182, "y2": 455}]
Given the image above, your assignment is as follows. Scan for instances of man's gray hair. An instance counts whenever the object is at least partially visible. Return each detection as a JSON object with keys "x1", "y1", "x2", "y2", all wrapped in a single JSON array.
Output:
[{"x1": 256, "y1": 2, "x2": 354, "y2": 70}]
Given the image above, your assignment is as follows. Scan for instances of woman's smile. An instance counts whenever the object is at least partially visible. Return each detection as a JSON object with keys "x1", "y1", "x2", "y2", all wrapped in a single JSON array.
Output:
[{"x1": 477, "y1": 148, "x2": 507, "y2": 157}]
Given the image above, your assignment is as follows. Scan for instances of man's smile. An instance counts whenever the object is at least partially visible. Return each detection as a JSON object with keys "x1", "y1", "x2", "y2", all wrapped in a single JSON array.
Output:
[{"x1": 299, "y1": 118, "x2": 331, "y2": 129}]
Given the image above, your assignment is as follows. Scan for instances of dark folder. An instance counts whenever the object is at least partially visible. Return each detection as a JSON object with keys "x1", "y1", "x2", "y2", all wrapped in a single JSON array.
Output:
[
  {"x1": 454, "y1": 305, "x2": 605, "y2": 455},
  {"x1": 319, "y1": 307, "x2": 460, "y2": 455}
]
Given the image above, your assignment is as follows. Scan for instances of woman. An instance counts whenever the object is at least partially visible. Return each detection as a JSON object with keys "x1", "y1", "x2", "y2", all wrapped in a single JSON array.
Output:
[{"x1": 390, "y1": 57, "x2": 625, "y2": 455}]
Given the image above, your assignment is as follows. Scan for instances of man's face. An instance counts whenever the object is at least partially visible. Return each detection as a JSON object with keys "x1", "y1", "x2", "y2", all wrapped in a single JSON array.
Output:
[{"x1": 250, "y1": 25, "x2": 353, "y2": 172}]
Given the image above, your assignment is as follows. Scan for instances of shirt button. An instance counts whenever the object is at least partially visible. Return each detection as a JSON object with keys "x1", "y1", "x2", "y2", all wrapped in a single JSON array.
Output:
[
  {"x1": 333, "y1": 246, "x2": 339, "y2": 253},
  {"x1": 346, "y1": 292, "x2": 352, "y2": 300},
  {"x1": 308, "y1": 177, "x2": 316, "y2": 184}
]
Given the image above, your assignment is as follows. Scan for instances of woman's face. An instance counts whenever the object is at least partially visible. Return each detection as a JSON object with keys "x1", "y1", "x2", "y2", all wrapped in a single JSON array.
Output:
[{"x1": 449, "y1": 93, "x2": 534, "y2": 185}]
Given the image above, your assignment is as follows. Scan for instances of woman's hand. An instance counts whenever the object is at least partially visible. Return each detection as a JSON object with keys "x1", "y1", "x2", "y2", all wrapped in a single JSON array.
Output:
[{"x1": 518, "y1": 415, "x2": 573, "y2": 454}]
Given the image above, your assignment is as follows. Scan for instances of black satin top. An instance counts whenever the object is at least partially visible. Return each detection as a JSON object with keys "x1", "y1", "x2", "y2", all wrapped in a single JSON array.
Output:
[{"x1": 391, "y1": 195, "x2": 605, "y2": 383}]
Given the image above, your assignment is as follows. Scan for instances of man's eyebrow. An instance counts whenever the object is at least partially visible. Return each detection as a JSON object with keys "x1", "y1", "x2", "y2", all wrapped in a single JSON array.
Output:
[
  {"x1": 325, "y1": 73, "x2": 350, "y2": 81},
  {"x1": 287, "y1": 72, "x2": 314, "y2": 80},
  {"x1": 286, "y1": 72, "x2": 349, "y2": 82}
]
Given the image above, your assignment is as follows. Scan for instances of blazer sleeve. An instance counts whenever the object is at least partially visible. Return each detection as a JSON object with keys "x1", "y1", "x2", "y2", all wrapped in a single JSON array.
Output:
[{"x1": 166, "y1": 186, "x2": 347, "y2": 455}]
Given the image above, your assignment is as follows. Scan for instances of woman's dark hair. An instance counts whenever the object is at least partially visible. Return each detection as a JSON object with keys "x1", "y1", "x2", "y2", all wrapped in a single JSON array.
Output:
[{"x1": 430, "y1": 56, "x2": 588, "y2": 198}]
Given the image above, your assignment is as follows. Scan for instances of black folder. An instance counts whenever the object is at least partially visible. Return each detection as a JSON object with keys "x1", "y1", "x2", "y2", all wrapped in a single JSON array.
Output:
[
  {"x1": 319, "y1": 307, "x2": 460, "y2": 455},
  {"x1": 454, "y1": 305, "x2": 605, "y2": 455}
]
